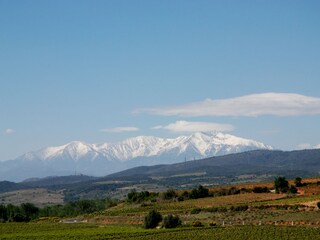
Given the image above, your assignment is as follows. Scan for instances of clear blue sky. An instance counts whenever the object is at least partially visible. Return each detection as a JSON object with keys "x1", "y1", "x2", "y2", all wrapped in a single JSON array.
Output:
[{"x1": 1, "y1": 0, "x2": 320, "y2": 160}]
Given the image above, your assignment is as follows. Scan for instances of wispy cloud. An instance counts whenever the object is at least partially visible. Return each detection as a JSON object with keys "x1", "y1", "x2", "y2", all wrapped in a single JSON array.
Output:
[
  {"x1": 4, "y1": 129, "x2": 16, "y2": 135},
  {"x1": 153, "y1": 120, "x2": 234, "y2": 133},
  {"x1": 100, "y1": 127, "x2": 139, "y2": 133},
  {"x1": 135, "y1": 93, "x2": 320, "y2": 117}
]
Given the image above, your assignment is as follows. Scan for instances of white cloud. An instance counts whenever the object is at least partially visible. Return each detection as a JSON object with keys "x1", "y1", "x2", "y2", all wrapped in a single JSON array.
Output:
[
  {"x1": 135, "y1": 93, "x2": 320, "y2": 117},
  {"x1": 100, "y1": 127, "x2": 139, "y2": 133},
  {"x1": 153, "y1": 120, "x2": 234, "y2": 133},
  {"x1": 4, "y1": 129, "x2": 16, "y2": 135}
]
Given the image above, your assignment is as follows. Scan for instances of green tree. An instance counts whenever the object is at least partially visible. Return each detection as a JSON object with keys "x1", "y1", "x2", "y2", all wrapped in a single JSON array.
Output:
[
  {"x1": 21, "y1": 203, "x2": 39, "y2": 220},
  {"x1": 274, "y1": 176, "x2": 289, "y2": 193},
  {"x1": 189, "y1": 185, "x2": 209, "y2": 199},
  {"x1": 162, "y1": 189, "x2": 177, "y2": 200},
  {"x1": 0, "y1": 205, "x2": 7, "y2": 222},
  {"x1": 294, "y1": 177, "x2": 303, "y2": 187},
  {"x1": 144, "y1": 210, "x2": 162, "y2": 229},
  {"x1": 289, "y1": 185, "x2": 298, "y2": 194}
]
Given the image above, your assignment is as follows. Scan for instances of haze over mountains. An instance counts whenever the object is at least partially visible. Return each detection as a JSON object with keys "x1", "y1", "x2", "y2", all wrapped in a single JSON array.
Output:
[{"x1": 0, "y1": 132, "x2": 273, "y2": 181}]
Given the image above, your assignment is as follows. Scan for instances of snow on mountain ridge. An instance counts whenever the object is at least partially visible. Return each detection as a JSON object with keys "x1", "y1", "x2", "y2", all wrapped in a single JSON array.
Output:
[
  {"x1": 1, "y1": 132, "x2": 275, "y2": 181},
  {"x1": 20, "y1": 132, "x2": 272, "y2": 162}
]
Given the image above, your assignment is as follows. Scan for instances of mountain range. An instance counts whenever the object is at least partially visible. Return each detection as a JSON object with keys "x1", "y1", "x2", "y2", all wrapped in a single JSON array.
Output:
[{"x1": 0, "y1": 132, "x2": 273, "y2": 181}]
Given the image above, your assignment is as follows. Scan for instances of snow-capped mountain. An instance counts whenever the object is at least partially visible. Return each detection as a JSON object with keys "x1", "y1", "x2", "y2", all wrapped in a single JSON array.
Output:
[{"x1": 0, "y1": 132, "x2": 273, "y2": 181}]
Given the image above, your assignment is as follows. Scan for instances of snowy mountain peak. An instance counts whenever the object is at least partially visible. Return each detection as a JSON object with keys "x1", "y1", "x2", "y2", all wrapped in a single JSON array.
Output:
[
  {"x1": 4, "y1": 132, "x2": 273, "y2": 181},
  {"x1": 21, "y1": 132, "x2": 272, "y2": 162}
]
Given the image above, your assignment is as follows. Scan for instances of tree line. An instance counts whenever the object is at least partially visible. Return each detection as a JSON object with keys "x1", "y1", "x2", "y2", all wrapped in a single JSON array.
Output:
[{"x1": 0, "y1": 198, "x2": 117, "y2": 222}]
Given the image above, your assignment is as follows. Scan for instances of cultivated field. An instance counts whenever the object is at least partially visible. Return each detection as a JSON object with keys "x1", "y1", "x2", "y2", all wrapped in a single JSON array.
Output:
[
  {"x1": 1, "y1": 223, "x2": 320, "y2": 240},
  {"x1": 1, "y1": 177, "x2": 320, "y2": 239}
]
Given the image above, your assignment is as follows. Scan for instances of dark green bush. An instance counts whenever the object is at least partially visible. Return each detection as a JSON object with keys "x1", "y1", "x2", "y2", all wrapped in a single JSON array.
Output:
[
  {"x1": 163, "y1": 214, "x2": 181, "y2": 228},
  {"x1": 127, "y1": 190, "x2": 153, "y2": 203},
  {"x1": 252, "y1": 187, "x2": 269, "y2": 193},
  {"x1": 162, "y1": 189, "x2": 177, "y2": 200},
  {"x1": 294, "y1": 177, "x2": 303, "y2": 187},
  {"x1": 230, "y1": 205, "x2": 248, "y2": 212},
  {"x1": 177, "y1": 196, "x2": 184, "y2": 201},
  {"x1": 191, "y1": 208, "x2": 201, "y2": 214},
  {"x1": 274, "y1": 176, "x2": 289, "y2": 193},
  {"x1": 189, "y1": 186, "x2": 209, "y2": 199},
  {"x1": 289, "y1": 185, "x2": 298, "y2": 194},
  {"x1": 144, "y1": 210, "x2": 162, "y2": 229}
]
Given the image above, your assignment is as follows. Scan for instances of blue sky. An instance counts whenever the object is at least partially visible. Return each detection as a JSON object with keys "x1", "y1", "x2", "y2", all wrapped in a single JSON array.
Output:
[{"x1": 1, "y1": 0, "x2": 320, "y2": 160}]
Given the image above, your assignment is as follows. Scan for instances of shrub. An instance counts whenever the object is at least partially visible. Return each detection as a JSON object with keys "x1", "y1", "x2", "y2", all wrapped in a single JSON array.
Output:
[
  {"x1": 289, "y1": 185, "x2": 298, "y2": 194},
  {"x1": 240, "y1": 188, "x2": 252, "y2": 193},
  {"x1": 274, "y1": 176, "x2": 289, "y2": 193},
  {"x1": 209, "y1": 221, "x2": 217, "y2": 227},
  {"x1": 230, "y1": 205, "x2": 248, "y2": 212},
  {"x1": 189, "y1": 185, "x2": 209, "y2": 199},
  {"x1": 294, "y1": 177, "x2": 303, "y2": 187},
  {"x1": 212, "y1": 188, "x2": 228, "y2": 197},
  {"x1": 253, "y1": 187, "x2": 269, "y2": 193},
  {"x1": 163, "y1": 214, "x2": 181, "y2": 228},
  {"x1": 191, "y1": 208, "x2": 201, "y2": 214},
  {"x1": 177, "y1": 196, "x2": 184, "y2": 202},
  {"x1": 228, "y1": 187, "x2": 240, "y2": 195},
  {"x1": 206, "y1": 207, "x2": 218, "y2": 212},
  {"x1": 218, "y1": 207, "x2": 228, "y2": 212},
  {"x1": 192, "y1": 220, "x2": 203, "y2": 227},
  {"x1": 181, "y1": 191, "x2": 190, "y2": 200},
  {"x1": 144, "y1": 210, "x2": 162, "y2": 229},
  {"x1": 162, "y1": 189, "x2": 177, "y2": 200},
  {"x1": 127, "y1": 190, "x2": 151, "y2": 203}
]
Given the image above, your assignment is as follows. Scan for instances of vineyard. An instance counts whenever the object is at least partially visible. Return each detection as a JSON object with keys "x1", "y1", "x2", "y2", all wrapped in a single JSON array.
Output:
[
  {"x1": 1, "y1": 177, "x2": 320, "y2": 239},
  {"x1": 103, "y1": 193, "x2": 287, "y2": 216},
  {"x1": 1, "y1": 223, "x2": 320, "y2": 240}
]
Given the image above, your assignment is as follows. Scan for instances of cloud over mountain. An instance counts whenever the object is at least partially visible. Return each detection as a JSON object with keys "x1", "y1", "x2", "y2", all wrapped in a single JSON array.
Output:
[
  {"x1": 153, "y1": 120, "x2": 234, "y2": 133},
  {"x1": 136, "y1": 93, "x2": 320, "y2": 117}
]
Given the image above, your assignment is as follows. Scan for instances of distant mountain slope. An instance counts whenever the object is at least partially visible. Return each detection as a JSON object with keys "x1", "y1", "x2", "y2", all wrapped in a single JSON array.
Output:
[
  {"x1": 21, "y1": 175, "x2": 97, "y2": 188},
  {"x1": 106, "y1": 149, "x2": 320, "y2": 180},
  {"x1": 0, "y1": 181, "x2": 28, "y2": 193},
  {"x1": 0, "y1": 132, "x2": 272, "y2": 181},
  {"x1": 1, "y1": 149, "x2": 319, "y2": 200}
]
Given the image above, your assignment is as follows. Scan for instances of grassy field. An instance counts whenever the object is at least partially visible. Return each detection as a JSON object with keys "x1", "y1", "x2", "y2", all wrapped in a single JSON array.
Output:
[{"x1": 1, "y1": 223, "x2": 320, "y2": 240}]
